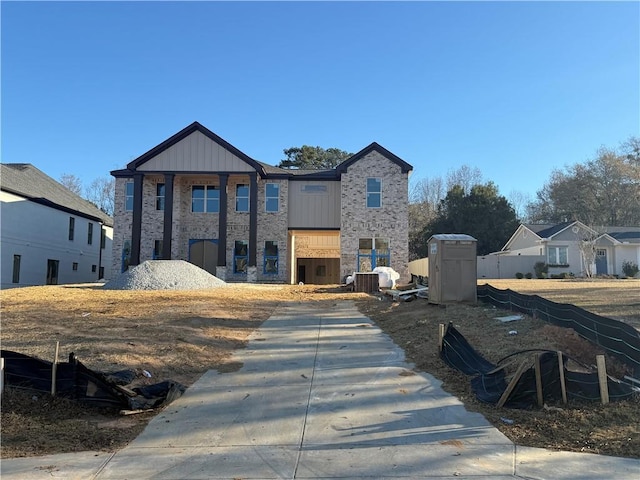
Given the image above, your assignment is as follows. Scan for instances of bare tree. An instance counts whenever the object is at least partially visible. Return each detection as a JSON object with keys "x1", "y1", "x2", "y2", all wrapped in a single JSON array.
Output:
[
  {"x1": 507, "y1": 189, "x2": 532, "y2": 222},
  {"x1": 85, "y1": 177, "x2": 115, "y2": 216},
  {"x1": 59, "y1": 173, "x2": 83, "y2": 196},
  {"x1": 446, "y1": 165, "x2": 483, "y2": 193},
  {"x1": 575, "y1": 225, "x2": 601, "y2": 278}
]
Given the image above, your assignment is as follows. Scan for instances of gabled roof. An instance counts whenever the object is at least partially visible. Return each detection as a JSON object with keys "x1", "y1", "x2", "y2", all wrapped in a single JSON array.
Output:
[
  {"x1": 111, "y1": 122, "x2": 413, "y2": 180},
  {"x1": 123, "y1": 122, "x2": 267, "y2": 177},
  {"x1": 335, "y1": 142, "x2": 413, "y2": 174},
  {"x1": 1, "y1": 163, "x2": 113, "y2": 226}
]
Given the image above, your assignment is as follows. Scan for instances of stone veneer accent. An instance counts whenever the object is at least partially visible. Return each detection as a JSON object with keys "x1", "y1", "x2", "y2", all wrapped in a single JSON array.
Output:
[{"x1": 339, "y1": 151, "x2": 410, "y2": 282}]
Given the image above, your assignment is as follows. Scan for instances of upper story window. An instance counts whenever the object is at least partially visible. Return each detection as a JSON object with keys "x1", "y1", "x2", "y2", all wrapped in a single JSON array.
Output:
[
  {"x1": 101, "y1": 228, "x2": 106, "y2": 249},
  {"x1": 236, "y1": 184, "x2": 249, "y2": 212},
  {"x1": 366, "y1": 178, "x2": 382, "y2": 208},
  {"x1": 192, "y1": 185, "x2": 220, "y2": 213},
  {"x1": 68, "y1": 217, "x2": 75, "y2": 241},
  {"x1": 156, "y1": 183, "x2": 165, "y2": 211},
  {"x1": 265, "y1": 183, "x2": 279, "y2": 212},
  {"x1": 125, "y1": 181, "x2": 134, "y2": 211},
  {"x1": 87, "y1": 222, "x2": 93, "y2": 245}
]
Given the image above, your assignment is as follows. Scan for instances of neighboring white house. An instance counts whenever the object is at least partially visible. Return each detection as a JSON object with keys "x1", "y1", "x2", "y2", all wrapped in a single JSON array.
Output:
[
  {"x1": 500, "y1": 221, "x2": 640, "y2": 277},
  {"x1": 1, "y1": 164, "x2": 113, "y2": 288}
]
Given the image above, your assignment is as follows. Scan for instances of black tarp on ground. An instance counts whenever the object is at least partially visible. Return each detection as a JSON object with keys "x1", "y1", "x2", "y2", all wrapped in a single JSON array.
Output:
[
  {"x1": 0, "y1": 349, "x2": 185, "y2": 410},
  {"x1": 477, "y1": 284, "x2": 640, "y2": 377},
  {"x1": 440, "y1": 324, "x2": 636, "y2": 408}
]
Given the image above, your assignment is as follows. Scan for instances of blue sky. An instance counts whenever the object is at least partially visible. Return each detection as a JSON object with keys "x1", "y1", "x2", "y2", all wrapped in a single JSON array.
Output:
[{"x1": 2, "y1": 1, "x2": 639, "y2": 204}]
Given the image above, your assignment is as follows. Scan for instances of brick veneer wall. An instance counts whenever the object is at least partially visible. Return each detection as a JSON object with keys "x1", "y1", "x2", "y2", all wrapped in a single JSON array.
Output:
[{"x1": 339, "y1": 151, "x2": 410, "y2": 282}]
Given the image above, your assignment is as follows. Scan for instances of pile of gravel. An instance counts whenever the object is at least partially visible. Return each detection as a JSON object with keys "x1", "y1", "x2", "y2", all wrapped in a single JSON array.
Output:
[{"x1": 103, "y1": 260, "x2": 226, "y2": 291}]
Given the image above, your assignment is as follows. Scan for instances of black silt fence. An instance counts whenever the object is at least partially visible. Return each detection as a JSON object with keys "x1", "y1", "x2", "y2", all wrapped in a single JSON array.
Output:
[
  {"x1": 1, "y1": 349, "x2": 185, "y2": 410},
  {"x1": 440, "y1": 324, "x2": 636, "y2": 408},
  {"x1": 477, "y1": 284, "x2": 640, "y2": 377}
]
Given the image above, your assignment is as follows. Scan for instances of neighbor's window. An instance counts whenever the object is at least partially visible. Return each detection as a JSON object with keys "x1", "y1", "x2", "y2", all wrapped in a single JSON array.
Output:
[
  {"x1": 236, "y1": 184, "x2": 249, "y2": 212},
  {"x1": 101, "y1": 228, "x2": 106, "y2": 249},
  {"x1": 265, "y1": 183, "x2": 279, "y2": 212},
  {"x1": 191, "y1": 185, "x2": 220, "y2": 213},
  {"x1": 153, "y1": 240, "x2": 163, "y2": 259},
  {"x1": 547, "y1": 246, "x2": 568, "y2": 266},
  {"x1": 72, "y1": 262, "x2": 78, "y2": 271},
  {"x1": 12, "y1": 255, "x2": 21, "y2": 283},
  {"x1": 366, "y1": 178, "x2": 382, "y2": 208},
  {"x1": 234, "y1": 240, "x2": 248, "y2": 274},
  {"x1": 68, "y1": 217, "x2": 75, "y2": 241},
  {"x1": 264, "y1": 241, "x2": 278, "y2": 274},
  {"x1": 125, "y1": 181, "x2": 134, "y2": 211},
  {"x1": 87, "y1": 222, "x2": 93, "y2": 245},
  {"x1": 156, "y1": 183, "x2": 165, "y2": 211}
]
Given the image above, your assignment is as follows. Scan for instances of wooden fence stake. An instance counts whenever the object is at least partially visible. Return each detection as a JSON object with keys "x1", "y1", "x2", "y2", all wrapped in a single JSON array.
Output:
[
  {"x1": 557, "y1": 351, "x2": 567, "y2": 404},
  {"x1": 497, "y1": 359, "x2": 529, "y2": 408},
  {"x1": 534, "y1": 354, "x2": 544, "y2": 407},
  {"x1": 596, "y1": 355, "x2": 609, "y2": 405},
  {"x1": 51, "y1": 341, "x2": 60, "y2": 397},
  {"x1": 438, "y1": 324, "x2": 445, "y2": 352}
]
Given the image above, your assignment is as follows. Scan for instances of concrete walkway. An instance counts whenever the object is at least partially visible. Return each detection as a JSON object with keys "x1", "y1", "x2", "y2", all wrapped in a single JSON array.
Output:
[{"x1": 2, "y1": 301, "x2": 639, "y2": 479}]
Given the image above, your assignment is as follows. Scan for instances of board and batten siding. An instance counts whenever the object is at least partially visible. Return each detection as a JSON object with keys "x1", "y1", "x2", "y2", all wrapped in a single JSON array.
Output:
[
  {"x1": 288, "y1": 181, "x2": 340, "y2": 229},
  {"x1": 136, "y1": 131, "x2": 256, "y2": 173}
]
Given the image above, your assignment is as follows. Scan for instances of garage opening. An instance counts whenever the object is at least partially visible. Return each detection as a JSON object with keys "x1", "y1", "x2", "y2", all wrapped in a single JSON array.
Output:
[{"x1": 296, "y1": 258, "x2": 340, "y2": 284}]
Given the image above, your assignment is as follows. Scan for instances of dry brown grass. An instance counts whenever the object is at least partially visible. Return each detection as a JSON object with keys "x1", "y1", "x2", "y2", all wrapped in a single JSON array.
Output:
[{"x1": 1, "y1": 280, "x2": 639, "y2": 459}]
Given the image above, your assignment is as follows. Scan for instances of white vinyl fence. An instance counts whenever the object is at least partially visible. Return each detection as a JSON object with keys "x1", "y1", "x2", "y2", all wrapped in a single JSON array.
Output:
[{"x1": 409, "y1": 255, "x2": 546, "y2": 280}]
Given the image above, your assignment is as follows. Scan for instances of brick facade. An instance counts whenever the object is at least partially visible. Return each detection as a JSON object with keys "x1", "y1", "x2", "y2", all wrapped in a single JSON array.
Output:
[
  {"x1": 111, "y1": 122, "x2": 412, "y2": 284},
  {"x1": 339, "y1": 151, "x2": 410, "y2": 282}
]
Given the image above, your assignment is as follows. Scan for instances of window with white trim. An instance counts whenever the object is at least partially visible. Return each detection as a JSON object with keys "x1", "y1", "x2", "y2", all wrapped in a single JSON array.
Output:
[
  {"x1": 191, "y1": 185, "x2": 220, "y2": 213},
  {"x1": 236, "y1": 184, "x2": 249, "y2": 212},
  {"x1": 265, "y1": 183, "x2": 279, "y2": 212},
  {"x1": 366, "y1": 178, "x2": 382, "y2": 208},
  {"x1": 156, "y1": 183, "x2": 165, "y2": 211},
  {"x1": 547, "y1": 246, "x2": 568, "y2": 266},
  {"x1": 125, "y1": 181, "x2": 134, "y2": 211}
]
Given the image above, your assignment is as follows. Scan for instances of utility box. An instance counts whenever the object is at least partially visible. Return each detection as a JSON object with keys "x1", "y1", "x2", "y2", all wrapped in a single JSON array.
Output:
[
  {"x1": 354, "y1": 272, "x2": 379, "y2": 293},
  {"x1": 427, "y1": 234, "x2": 477, "y2": 304}
]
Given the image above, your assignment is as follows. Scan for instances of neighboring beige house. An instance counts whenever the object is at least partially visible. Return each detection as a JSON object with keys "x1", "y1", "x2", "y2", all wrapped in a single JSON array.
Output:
[
  {"x1": 500, "y1": 221, "x2": 640, "y2": 277},
  {"x1": 1, "y1": 164, "x2": 113, "y2": 288},
  {"x1": 110, "y1": 122, "x2": 412, "y2": 284}
]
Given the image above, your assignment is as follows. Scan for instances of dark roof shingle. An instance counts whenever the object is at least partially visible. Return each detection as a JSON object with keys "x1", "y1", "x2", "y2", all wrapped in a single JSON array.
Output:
[{"x1": 1, "y1": 163, "x2": 113, "y2": 226}]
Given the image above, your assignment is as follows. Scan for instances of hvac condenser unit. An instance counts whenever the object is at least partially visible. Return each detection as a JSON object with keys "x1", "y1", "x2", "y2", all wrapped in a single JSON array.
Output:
[{"x1": 427, "y1": 234, "x2": 477, "y2": 304}]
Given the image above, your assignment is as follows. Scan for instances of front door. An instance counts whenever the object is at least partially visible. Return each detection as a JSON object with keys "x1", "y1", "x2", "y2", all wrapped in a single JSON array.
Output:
[
  {"x1": 189, "y1": 240, "x2": 218, "y2": 275},
  {"x1": 595, "y1": 249, "x2": 607, "y2": 275}
]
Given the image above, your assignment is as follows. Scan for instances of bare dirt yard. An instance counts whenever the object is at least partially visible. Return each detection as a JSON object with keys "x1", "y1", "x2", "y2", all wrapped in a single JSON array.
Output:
[{"x1": 1, "y1": 279, "x2": 639, "y2": 459}]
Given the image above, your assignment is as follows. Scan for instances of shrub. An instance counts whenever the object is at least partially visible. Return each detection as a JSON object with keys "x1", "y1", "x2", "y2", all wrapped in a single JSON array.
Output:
[
  {"x1": 525, "y1": 272, "x2": 533, "y2": 279},
  {"x1": 622, "y1": 260, "x2": 639, "y2": 278},
  {"x1": 534, "y1": 262, "x2": 548, "y2": 279},
  {"x1": 515, "y1": 272, "x2": 524, "y2": 279}
]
